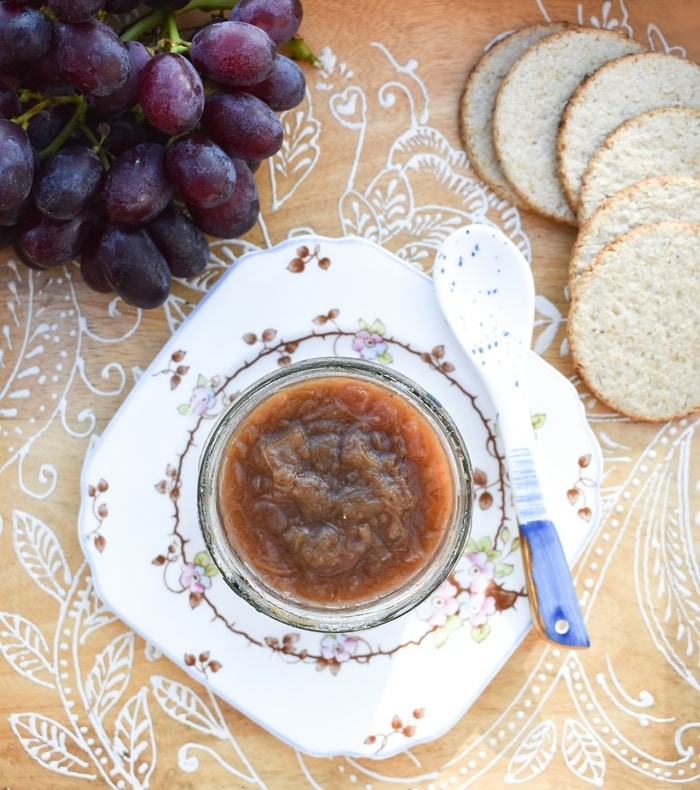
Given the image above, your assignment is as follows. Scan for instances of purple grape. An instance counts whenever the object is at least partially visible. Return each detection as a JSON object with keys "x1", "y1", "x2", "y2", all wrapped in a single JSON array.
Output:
[
  {"x1": 231, "y1": 0, "x2": 303, "y2": 45},
  {"x1": 0, "y1": 4, "x2": 26, "y2": 70},
  {"x1": 244, "y1": 53, "x2": 306, "y2": 111},
  {"x1": 147, "y1": 203, "x2": 209, "y2": 278},
  {"x1": 96, "y1": 223, "x2": 171, "y2": 308},
  {"x1": 189, "y1": 21, "x2": 275, "y2": 87},
  {"x1": 165, "y1": 133, "x2": 236, "y2": 209},
  {"x1": 0, "y1": 118, "x2": 35, "y2": 211},
  {"x1": 13, "y1": 242, "x2": 44, "y2": 269},
  {"x1": 17, "y1": 207, "x2": 90, "y2": 267},
  {"x1": 138, "y1": 52, "x2": 204, "y2": 136},
  {"x1": 79, "y1": 236, "x2": 113, "y2": 293},
  {"x1": 103, "y1": 0, "x2": 141, "y2": 12},
  {"x1": 201, "y1": 90, "x2": 283, "y2": 161},
  {"x1": 54, "y1": 19, "x2": 130, "y2": 97},
  {"x1": 48, "y1": 0, "x2": 106, "y2": 24},
  {"x1": 25, "y1": 44, "x2": 72, "y2": 90},
  {"x1": 0, "y1": 221, "x2": 18, "y2": 250},
  {"x1": 0, "y1": 78, "x2": 21, "y2": 118},
  {"x1": 35, "y1": 145, "x2": 104, "y2": 220},
  {"x1": 0, "y1": 3, "x2": 52, "y2": 65},
  {"x1": 101, "y1": 142, "x2": 173, "y2": 226},
  {"x1": 88, "y1": 40, "x2": 150, "y2": 116},
  {"x1": 186, "y1": 157, "x2": 260, "y2": 239},
  {"x1": 97, "y1": 112, "x2": 149, "y2": 156},
  {"x1": 0, "y1": 194, "x2": 30, "y2": 226}
]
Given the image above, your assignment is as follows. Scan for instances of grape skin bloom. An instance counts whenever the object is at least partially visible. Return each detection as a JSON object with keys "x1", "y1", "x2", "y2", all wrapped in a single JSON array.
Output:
[
  {"x1": 0, "y1": 119, "x2": 35, "y2": 211},
  {"x1": 231, "y1": 0, "x2": 303, "y2": 46},
  {"x1": 166, "y1": 133, "x2": 237, "y2": 209},
  {"x1": 202, "y1": 90, "x2": 284, "y2": 161},
  {"x1": 101, "y1": 143, "x2": 174, "y2": 227},
  {"x1": 35, "y1": 145, "x2": 104, "y2": 220},
  {"x1": 54, "y1": 19, "x2": 130, "y2": 97},
  {"x1": 97, "y1": 224, "x2": 172, "y2": 309},
  {"x1": 190, "y1": 20, "x2": 276, "y2": 87},
  {"x1": 139, "y1": 52, "x2": 205, "y2": 136}
]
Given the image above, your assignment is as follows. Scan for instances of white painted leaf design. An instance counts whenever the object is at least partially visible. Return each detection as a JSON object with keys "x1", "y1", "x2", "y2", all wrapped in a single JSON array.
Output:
[
  {"x1": 340, "y1": 190, "x2": 381, "y2": 241},
  {"x1": 533, "y1": 295, "x2": 563, "y2": 356},
  {"x1": 405, "y1": 207, "x2": 477, "y2": 248},
  {"x1": 0, "y1": 262, "x2": 78, "y2": 448},
  {"x1": 112, "y1": 687, "x2": 155, "y2": 789},
  {"x1": 387, "y1": 126, "x2": 531, "y2": 261},
  {"x1": 271, "y1": 102, "x2": 321, "y2": 209},
  {"x1": 150, "y1": 675, "x2": 228, "y2": 738},
  {"x1": 12, "y1": 510, "x2": 72, "y2": 602},
  {"x1": 362, "y1": 167, "x2": 413, "y2": 239},
  {"x1": 486, "y1": 193, "x2": 530, "y2": 259},
  {"x1": 80, "y1": 572, "x2": 119, "y2": 640},
  {"x1": 8, "y1": 712, "x2": 95, "y2": 779},
  {"x1": 562, "y1": 718, "x2": 605, "y2": 786},
  {"x1": 505, "y1": 719, "x2": 556, "y2": 783},
  {"x1": 388, "y1": 126, "x2": 461, "y2": 170},
  {"x1": 85, "y1": 632, "x2": 134, "y2": 720},
  {"x1": 0, "y1": 612, "x2": 54, "y2": 688},
  {"x1": 637, "y1": 424, "x2": 700, "y2": 688}
]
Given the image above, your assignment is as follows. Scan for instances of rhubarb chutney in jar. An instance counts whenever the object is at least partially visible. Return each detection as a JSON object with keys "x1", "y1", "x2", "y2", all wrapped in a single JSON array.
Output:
[{"x1": 197, "y1": 357, "x2": 473, "y2": 631}]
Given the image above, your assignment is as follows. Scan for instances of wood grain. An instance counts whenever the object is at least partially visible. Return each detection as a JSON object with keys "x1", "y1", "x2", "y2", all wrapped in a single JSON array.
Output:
[{"x1": 1, "y1": 1, "x2": 699, "y2": 788}]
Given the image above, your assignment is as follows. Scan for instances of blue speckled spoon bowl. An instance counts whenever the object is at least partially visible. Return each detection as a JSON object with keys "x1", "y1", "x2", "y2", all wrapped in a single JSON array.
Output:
[{"x1": 434, "y1": 223, "x2": 589, "y2": 648}]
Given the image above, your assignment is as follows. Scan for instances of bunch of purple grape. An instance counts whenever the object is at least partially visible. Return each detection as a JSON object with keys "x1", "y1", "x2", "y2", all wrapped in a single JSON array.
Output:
[{"x1": 0, "y1": 0, "x2": 308, "y2": 308}]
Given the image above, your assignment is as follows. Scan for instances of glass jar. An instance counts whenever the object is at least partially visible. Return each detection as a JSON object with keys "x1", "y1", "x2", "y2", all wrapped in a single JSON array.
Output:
[{"x1": 197, "y1": 356, "x2": 473, "y2": 632}]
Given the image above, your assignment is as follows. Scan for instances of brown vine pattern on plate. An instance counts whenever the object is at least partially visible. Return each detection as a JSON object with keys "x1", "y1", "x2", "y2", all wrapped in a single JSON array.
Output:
[
  {"x1": 364, "y1": 708, "x2": 427, "y2": 755},
  {"x1": 85, "y1": 479, "x2": 110, "y2": 552}
]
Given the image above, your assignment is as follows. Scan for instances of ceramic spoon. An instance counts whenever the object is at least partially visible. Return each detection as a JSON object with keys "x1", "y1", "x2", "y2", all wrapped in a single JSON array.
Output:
[{"x1": 433, "y1": 223, "x2": 590, "y2": 648}]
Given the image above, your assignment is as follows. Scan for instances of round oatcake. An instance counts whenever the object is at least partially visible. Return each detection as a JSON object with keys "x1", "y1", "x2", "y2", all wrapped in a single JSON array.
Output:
[
  {"x1": 568, "y1": 221, "x2": 700, "y2": 421},
  {"x1": 569, "y1": 175, "x2": 700, "y2": 289},
  {"x1": 557, "y1": 51, "x2": 700, "y2": 212},
  {"x1": 459, "y1": 22, "x2": 566, "y2": 206},
  {"x1": 491, "y1": 26, "x2": 643, "y2": 225},
  {"x1": 577, "y1": 106, "x2": 700, "y2": 224}
]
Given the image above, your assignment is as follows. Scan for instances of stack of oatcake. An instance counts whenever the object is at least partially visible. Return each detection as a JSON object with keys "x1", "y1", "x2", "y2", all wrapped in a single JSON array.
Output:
[{"x1": 459, "y1": 23, "x2": 700, "y2": 422}]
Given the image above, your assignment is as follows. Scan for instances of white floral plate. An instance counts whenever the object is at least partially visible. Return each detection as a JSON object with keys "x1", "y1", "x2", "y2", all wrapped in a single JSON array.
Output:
[{"x1": 78, "y1": 234, "x2": 601, "y2": 760}]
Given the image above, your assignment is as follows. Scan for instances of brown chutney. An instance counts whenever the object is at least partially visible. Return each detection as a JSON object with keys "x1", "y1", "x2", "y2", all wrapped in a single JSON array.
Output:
[{"x1": 217, "y1": 374, "x2": 458, "y2": 607}]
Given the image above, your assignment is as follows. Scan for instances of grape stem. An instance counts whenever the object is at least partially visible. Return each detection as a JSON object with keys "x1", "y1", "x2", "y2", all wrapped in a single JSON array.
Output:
[
  {"x1": 14, "y1": 92, "x2": 91, "y2": 160},
  {"x1": 37, "y1": 99, "x2": 87, "y2": 159},
  {"x1": 120, "y1": 1, "x2": 237, "y2": 43}
]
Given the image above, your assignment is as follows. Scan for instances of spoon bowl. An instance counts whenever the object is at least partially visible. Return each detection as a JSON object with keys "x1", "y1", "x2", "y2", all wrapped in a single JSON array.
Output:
[
  {"x1": 436, "y1": 225, "x2": 534, "y2": 389},
  {"x1": 434, "y1": 224, "x2": 589, "y2": 648}
]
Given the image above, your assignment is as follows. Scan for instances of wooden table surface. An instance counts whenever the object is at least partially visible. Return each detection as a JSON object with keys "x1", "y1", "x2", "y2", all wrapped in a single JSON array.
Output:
[{"x1": 2, "y1": 1, "x2": 699, "y2": 787}]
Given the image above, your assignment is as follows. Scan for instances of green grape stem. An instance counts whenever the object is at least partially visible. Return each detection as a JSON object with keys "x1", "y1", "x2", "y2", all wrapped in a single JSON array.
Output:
[
  {"x1": 38, "y1": 98, "x2": 87, "y2": 159},
  {"x1": 13, "y1": 92, "x2": 91, "y2": 160},
  {"x1": 120, "y1": 1, "x2": 239, "y2": 44}
]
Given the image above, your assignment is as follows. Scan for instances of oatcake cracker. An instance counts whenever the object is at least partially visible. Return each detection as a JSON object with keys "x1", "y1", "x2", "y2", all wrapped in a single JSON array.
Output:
[
  {"x1": 569, "y1": 175, "x2": 700, "y2": 289},
  {"x1": 460, "y1": 22, "x2": 566, "y2": 206},
  {"x1": 558, "y1": 51, "x2": 700, "y2": 212},
  {"x1": 491, "y1": 26, "x2": 643, "y2": 225},
  {"x1": 568, "y1": 221, "x2": 700, "y2": 422},
  {"x1": 577, "y1": 106, "x2": 700, "y2": 224}
]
